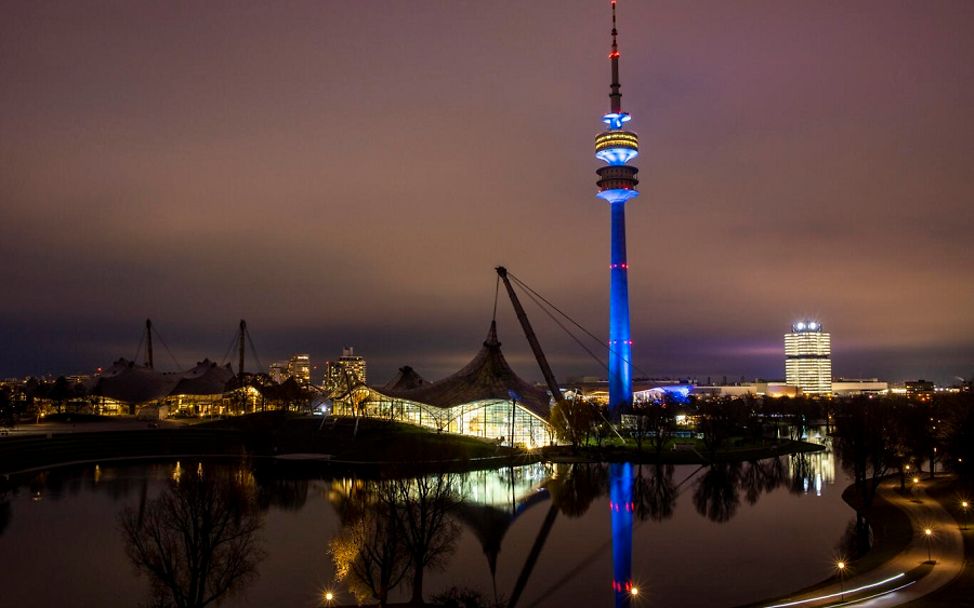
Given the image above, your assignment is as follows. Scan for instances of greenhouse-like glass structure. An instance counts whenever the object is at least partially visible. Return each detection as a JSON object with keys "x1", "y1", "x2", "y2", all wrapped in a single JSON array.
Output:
[{"x1": 333, "y1": 322, "x2": 554, "y2": 448}]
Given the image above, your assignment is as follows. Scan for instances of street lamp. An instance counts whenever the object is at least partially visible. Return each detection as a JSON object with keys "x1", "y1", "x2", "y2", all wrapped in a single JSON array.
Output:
[
  {"x1": 962, "y1": 500, "x2": 970, "y2": 530},
  {"x1": 836, "y1": 561, "x2": 846, "y2": 601},
  {"x1": 322, "y1": 590, "x2": 335, "y2": 606},
  {"x1": 924, "y1": 528, "x2": 933, "y2": 563}
]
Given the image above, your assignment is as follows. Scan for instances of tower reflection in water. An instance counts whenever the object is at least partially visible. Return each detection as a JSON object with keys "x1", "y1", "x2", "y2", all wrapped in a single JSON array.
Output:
[{"x1": 609, "y1": 463, "x2": 634, "y2": 607}]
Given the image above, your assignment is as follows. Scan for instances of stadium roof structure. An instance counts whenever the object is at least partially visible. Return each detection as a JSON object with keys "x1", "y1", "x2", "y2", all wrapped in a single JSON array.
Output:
[
  {"x1": 91, "y1": 358, "x2": 235, "y2": 404},
  {"x1": 383, "y1": 366, "x2": 427, "y2": 391},
  {"x1": 381, "y1": 322, "x2": 551, "y2": 418}
]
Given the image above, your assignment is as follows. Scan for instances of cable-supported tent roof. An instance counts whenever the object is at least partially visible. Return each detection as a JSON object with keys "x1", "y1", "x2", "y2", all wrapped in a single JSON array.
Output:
[
  {"x1": 91, "y1": 358, "x2": 235, "y2": 404},
  {"x1": 381, "y1": 322, "x2": 552, "y2": 419}
]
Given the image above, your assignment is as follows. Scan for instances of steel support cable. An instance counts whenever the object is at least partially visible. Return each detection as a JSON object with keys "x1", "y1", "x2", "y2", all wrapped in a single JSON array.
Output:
[
  {"x1": 508, "y1": 272, "x2": 655, "y2": 380},
  {"x1": 132, "y1": 328, "x2": 146, "y2": 365},
  {"x1": 516, "y1": 282, "x2": 608, "y2": 373},
  {"x1": 508, "y1": 272, "x2": 607, "y2": 350},
  {"x1": 151, "y1": 325, "x2": 182, "y2": 370},
  {"x1": 246, "y1": 330, "x2": 265, "y2": 373},
  {"x1": 492, "y1": 274, "x2": 500, "y2": 322},
  {"x1": 511, "y1": 281, "x2": 623, "y2": 440},
  {"x1": 219, "y1": 331, "x2": 237, "y2": 366}
]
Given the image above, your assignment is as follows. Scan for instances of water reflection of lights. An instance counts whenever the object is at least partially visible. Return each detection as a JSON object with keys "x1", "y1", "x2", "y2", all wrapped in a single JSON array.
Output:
[
  {"x1": 788, "y1": 430, "x2": 835, "y2": 496},
  {"x1": 327, "y1": 463, "x2": 551, "y2": 509}
]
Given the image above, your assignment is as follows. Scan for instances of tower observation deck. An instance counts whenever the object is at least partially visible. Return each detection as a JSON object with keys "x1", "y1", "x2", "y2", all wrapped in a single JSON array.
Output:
[{"x1": 596, "y1": 0, "x2": 638, "y2": 417}]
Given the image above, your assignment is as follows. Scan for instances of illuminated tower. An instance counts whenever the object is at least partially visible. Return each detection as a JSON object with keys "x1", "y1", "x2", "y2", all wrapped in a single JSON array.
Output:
[
  {"x1": 785, "y1": 321, "x2": 832, "y2": 394},
  {"x1": 596, "y1": 0, "x2": 639, "y2": 416}
]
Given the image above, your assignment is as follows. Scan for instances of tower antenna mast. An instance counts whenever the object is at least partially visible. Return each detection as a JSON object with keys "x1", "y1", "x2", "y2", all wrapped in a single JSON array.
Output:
[{"x1": 594, "y1": 0, "x2": 640, "y2": 417}]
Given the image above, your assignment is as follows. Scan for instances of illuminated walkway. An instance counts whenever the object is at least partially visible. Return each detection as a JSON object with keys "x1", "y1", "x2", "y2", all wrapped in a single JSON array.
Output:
[{"x1": 762, "y1": 477, "x2": 964, "y2": 607}]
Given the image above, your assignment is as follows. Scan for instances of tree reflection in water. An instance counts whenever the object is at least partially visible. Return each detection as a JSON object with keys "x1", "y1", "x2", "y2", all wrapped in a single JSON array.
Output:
[
  {"x1": 691, "y1": 459, "x2": 790, "y2": 523},
  {"x1": 789, "y1": 452, "x2": 813, "y2": 495},
  {"x1": 547, "y1": 463, "x2": 608, "y2": 517},
  {"x1": 693, "y1": 462, "x2": 742, "y2": 523},
  {"x1": 329, "y1": 474, "x2": 461, "y2": 606},
  {"x1": 119, "y1": 467, "x2": 266, "y2": 608},
  {"x1": 330, "y1": 480, "x2": 410, "y2": 606},
  {"x1": 632, "y1": 463, "x2": 677, "y2": 522},
  {"x1": 739, "y1": 458, "x2": 787, "y2": 505}
]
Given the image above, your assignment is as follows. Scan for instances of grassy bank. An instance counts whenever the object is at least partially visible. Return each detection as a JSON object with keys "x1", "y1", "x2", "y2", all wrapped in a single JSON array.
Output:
[{"x1": 0, "y1": 414, "x2": 518, "y2": 476}]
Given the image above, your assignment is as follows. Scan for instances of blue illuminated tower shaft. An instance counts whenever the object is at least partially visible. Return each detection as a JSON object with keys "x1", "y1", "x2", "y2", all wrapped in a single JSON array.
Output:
[
  {"x1": 609, "y1": 202, "x2": 632, "y2": 414},
  {"x1": 595, "y1": 0, "x2": 639, "y2": 416}
]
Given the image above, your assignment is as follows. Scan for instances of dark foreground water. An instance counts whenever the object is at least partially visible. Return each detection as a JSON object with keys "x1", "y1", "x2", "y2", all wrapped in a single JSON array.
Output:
[{"x1": 0, "y1": 438, "x2": 849, "y2": 607}]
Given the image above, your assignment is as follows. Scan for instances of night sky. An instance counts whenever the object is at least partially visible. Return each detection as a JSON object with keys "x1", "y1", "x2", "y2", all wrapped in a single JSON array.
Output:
[{"x1": 2, "y1": 1, "x2": 973, "y2": 385}]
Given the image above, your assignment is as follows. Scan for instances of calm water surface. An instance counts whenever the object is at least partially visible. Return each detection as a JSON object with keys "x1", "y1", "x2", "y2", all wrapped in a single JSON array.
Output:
[{"x1": 0, "y1": 437, "x2": 848, "y2": 607}]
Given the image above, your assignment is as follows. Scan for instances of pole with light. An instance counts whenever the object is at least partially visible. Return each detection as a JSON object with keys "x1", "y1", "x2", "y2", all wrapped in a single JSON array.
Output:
[
  {"x1": 836, "y1": 561, "x2": 846, "y2": 601},
  {"x1": 924, "y1": 528, "x2": 933, "y2": 563}
]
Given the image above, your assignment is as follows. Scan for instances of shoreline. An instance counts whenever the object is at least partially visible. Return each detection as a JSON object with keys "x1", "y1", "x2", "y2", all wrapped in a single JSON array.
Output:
[
  {"x1": 0, "y1": 416, "x2": 824, "y2": 477},
  {"x1": 737, "y1": 475, "x2": 968, "y2": 608}
]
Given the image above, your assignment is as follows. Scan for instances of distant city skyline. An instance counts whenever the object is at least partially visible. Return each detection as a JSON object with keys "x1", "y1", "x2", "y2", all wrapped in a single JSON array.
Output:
[{"x1": 2, "y1": 1, "x2": 972, "y2": 385}]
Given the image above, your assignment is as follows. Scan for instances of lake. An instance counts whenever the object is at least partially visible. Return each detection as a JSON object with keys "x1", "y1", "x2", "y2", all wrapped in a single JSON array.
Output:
[{"x1": 0, "y1": 435, "x2": 848, "y2": 607}]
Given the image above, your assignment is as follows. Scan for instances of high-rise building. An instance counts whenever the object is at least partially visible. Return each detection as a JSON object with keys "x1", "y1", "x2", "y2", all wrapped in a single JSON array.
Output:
[
  {"x1": 785, "y1": 321, "x2": 832, "y2": 394},
  {"x1": 287, "y1": 354, "x2": 312, "y2": 384},
  {"x1": 268, "y1": 362, "x2": 287, "y2": 383},
  {"x1": 322, "y1": 347, "x2": 366, "y2": 396},
  {"x1": 595, "y1": 0, "x2": 639, "y2": 417}
]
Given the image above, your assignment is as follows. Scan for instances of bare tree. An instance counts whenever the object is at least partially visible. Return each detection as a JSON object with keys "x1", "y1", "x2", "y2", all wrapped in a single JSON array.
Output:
[
  {"x1": 692, "y1": 462, "x2": 742, "y2": 523},
  {"x1": 119, "y1": 468, "x2": 265, "y2": 608},
  {"x1": 393, "y1": 475, "x2": 461, "y2": 605},
  {"x1": 330, "y1": 474, "x2": 461, "y2": 606},
  {"x1": 548, "y1": 398, "x2": 597, "y2": 450},
  {"x1": 632, "y1": 463, "x2": 677, "y2": 522},
  {"x1": 330, "y1": 482, "x2": 410, "y2": 606}
]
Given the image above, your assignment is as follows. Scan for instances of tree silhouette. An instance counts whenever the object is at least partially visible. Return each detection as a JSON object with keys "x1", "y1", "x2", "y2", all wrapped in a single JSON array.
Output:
[
  {"x1": 120, "y1": 467, "x2": 265, "y2": 608},
  {"x1": 330, "y1": 474, "x2": 461, "y2": 606},
  {"x1": 833, "y1": 397, "x2": 895, "y2": 511},
  {"x1": 692, "y1": 462, "x2": 742, "y2": 523},
  {"x1": 393, "y1": 475, "x2": 462, "y2": 604},
  {"x1": 330, "y1": 481, "x2": 410, "y2": 606},
  {"x1": 738, "y1": 458, "x2": 786, "y2": 505},
  {"x1": 548, "y1": 398, "x2": 598, "y2": 449},
  {"x1": 632, "y1": 463, "x2": 677, "y2": 522},
  {"x1": 547, "y1": 463, "x2": 608, "y2": 518}
]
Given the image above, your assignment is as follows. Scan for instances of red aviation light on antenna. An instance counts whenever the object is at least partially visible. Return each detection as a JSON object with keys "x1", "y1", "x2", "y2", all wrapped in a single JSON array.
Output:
[{"x1": 609, "y1": 50, "x2": 620, "y2": 59}]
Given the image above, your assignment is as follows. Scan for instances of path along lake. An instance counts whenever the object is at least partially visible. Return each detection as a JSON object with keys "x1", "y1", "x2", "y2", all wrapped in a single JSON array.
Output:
[{"x1": 0, "y1": 435, "x2": 851, "y2": 607}]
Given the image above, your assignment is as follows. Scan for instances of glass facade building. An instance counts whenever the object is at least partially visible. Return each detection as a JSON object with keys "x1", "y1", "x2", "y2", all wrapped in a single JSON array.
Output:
[
  {"x1": 332, "y1": 323, "x2": 555, "y2": 448},
  {"x1": 784, "y1": 321, "x2": 832, "y2": 394}
]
